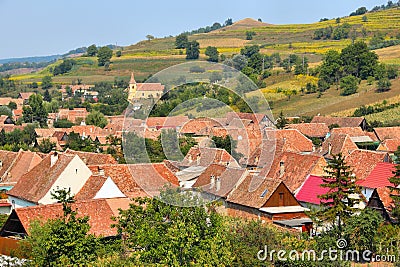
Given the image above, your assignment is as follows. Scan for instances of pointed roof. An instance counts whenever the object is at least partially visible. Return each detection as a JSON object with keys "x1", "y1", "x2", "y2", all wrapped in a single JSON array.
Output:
[{"x1": 129, "y1": 72, "x2": 136, "y2": 84}]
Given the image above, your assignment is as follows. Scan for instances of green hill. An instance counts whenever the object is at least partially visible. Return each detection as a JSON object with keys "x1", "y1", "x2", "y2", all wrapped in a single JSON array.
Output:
[{"x1": 8, "y1": 7, "x2": 400, "y2": 118}]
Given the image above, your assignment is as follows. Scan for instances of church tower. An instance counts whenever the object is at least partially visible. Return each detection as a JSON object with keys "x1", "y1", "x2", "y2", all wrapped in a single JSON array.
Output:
[{"x1": 128, "y1": 72, "x2": 137, "y2": 100}]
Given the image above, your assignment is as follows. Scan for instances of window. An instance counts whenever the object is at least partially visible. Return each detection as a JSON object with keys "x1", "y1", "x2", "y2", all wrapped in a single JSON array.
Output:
[{"x1": 260, "y1": 189, "x2": 268, "y2": 198}]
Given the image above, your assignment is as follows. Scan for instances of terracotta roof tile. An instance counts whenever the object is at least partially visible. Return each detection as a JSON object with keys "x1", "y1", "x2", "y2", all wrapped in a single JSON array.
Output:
[
  {"x1": 0, "y1": 150, "x2": 19, "y2": 180},
  {"x1": 374, "y1": 127, "x2": 400, "y2": 141},
  {"x1": 330, "y1": 127, "x2": 365, "y2": 137},
  {"x1": 226, "y1": 175, "x2": 282, "y2": 208},
  {"x1": 311, "y1": 116, "x2": 365, "y2": 128},
  {"x1": 259, "y1": 152, "x2": 326, "y2": 192},
  {"x1": 6, "y1": 151, "x2": 43, "y2": 184},
  {"x1": 75, "y1": 175, "x2": 107, "y2": 201},
  {"x1": 146, "y1": 116, "x2": 189, "y2": 129},
  {"x1": 345, "y1": 150, "x2": 390, "y2": 181},
  {"x1": 180, "y1": 117, "x2": 221, "y2": 135},
  {"x1": 192, "y1": 164, "x2": 247, "y2": 198},
  {"x1": 137, "y1": 83, "x2": 165, "y2": 92},
  {"x1": 65, "y1": 149, "x2": 117, "y2": 165},
  {"x1": 35, "y1": 128, "x2": 56, "y2": 138},
  {"x1": 356, "y1": 162, "x2": 396, "y2": 189},
  {"x1": 320, "y1": 134, "x2": 358, "y2": 158},
  {"x1": 286, "y1": 123, "x2": 329, "y2": 138},
  {"x1": 377, "y1": 139, "x2": 400, "y2": 153},
  {"x1": 266, "y1": 129, "x2": 313, "y2": 153},
  {"x1": 7, "y1": 154, "x2": 76, "y2": 204},
  {"x1": 14, "y1": 198, "x2": 130, "y2": 237},
  {"x1": 181, "y1": 147, "x2": 239, "y2": 167}
]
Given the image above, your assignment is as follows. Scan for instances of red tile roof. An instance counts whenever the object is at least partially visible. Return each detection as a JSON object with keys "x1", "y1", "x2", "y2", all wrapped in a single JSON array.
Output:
[
  {"x1": 18, "y1": 92, "x2": 34, "y2": 100},
  {"x1": 7, "y1": 154, "x2": 76, "y2": 204},
  {"x1": 0, "y1": 150, "x2": 19, "y2": 180},
  {"x1": 259, "y1": 151, "x2": 326, "y2": 192},
  {"x1": 192, "y1": 164, "x2": 247, "y2": 198},
  {"x1": 226, "y1": 175, "x2": 282, "y2": 208},
  {"x1": 377, "y1": 139, "x2": 400, "y2": 153},
  {"x1": 330, "y1": 127, "x2": 366, "y2": 137},
  {"x1": 6, "y1": 151, "x2": 43, "y2": 184},
  {"x1": 356, "y1": 162, "x2": 396, "y2": 189},
  {"x1": 286, "y1": 123, "x2": 329, "y2": 138},
  {"x1": 181, "y1": 147, "x2": 238, "y2": 167},
  {"x1": 345, "y1": 150, "x2": 390, "y2": 181},
  {"x1": 180, "y1": 117, "x2": 222, "y2": 135},
  {"x1": 295, "y1": 175, "x2": 330, "y2": 205},
  {"x1": 137, "y1": 83, "x2": 165, "y2": 92},
  {"x1": 13, "y1": 198, "x2": 130, "y2": 237},
  {"x1": 374, "y1": 127, "x2": 400, "y2": 141},
  {"x1": 75, "y1": 175, "x2": 108, "y2": 201},
  {"x1": 311, "y1": 116, "x2": 365, "y2": 128},
  {"x1": 225, "y1": 112, "x2": 267, "y2": 125},
  {"x1": 65, "y1": 149, "x2": 117, "y2": 165},
  {"x1": 319, "y1": 134, "x2": 358, "y2": 158},
  {"x1": 146, "y1": 116, "x2": 189, "y2": 128},
  {"x1": 266, "y1": 129, "x2": 313, "y2": 153}
]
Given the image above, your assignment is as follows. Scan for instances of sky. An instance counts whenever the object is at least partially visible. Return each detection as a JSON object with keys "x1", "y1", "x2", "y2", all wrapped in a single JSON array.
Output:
[{"x1": 0, "y1": 0, "x2": 388, "y2": 59}]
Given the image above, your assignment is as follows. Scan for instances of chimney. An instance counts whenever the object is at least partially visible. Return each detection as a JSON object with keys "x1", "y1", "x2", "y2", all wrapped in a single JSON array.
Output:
[
  {"x1": 328, "y1": 143, "x2": 332, "y2": 155},
  {"x1": 279, "y1": 161, "x2": 285, "y2": 177},
  {"x1": 216, "y1": 176, "x2": 221, "y2": 192},
  {"x1": 210, "y1": 175, "x2": 215, "y2": 189},
  {"x1": 50, "y1": 152, "x2": 59, "y2": 167}
]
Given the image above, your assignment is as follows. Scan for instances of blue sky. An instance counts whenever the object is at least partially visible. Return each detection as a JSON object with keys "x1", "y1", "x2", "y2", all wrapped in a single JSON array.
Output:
[{"x1": 0, "y1": 0, "x2": 387, "y2": 59}]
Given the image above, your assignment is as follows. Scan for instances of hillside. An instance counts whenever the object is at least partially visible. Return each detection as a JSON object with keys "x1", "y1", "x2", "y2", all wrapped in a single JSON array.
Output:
[{"x1": 6, "y1": 7, "x2": 400, "y2": 119}]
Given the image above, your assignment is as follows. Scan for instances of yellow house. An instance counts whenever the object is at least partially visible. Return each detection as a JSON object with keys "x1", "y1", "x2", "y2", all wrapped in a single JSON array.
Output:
[{"x1": 128, "y1": 72, "x2": 165, "y2": 101}]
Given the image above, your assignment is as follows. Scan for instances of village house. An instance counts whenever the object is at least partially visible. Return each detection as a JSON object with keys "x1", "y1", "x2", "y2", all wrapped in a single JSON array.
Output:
[
  {"x1": 311, "y1": 116, "x2": 367, "y2": 130},
  {"x1": 318, "y1": 133, "x2": 359, "y2": 159},
  {"x1": 285, "y1": 123, "x2": 330, "y2": 141},
  {"x1": 374, "y1": 127, "x2": 400, "y2": 142},
  {"x1": 367, "y1": 187, "x2": 397, "y2": 223},
  {"x1": 0, "y1": 198, "x2": 131, "y2": 238},
  {"x1": 127, "y1": 72, "x2": 164, "y2": 101},
  {"x1": 7, "y1": 152, "x2": 93, "y2": 208},
  {"x1": 17, "y1": 92, "x2": 34, "y2": 105},
  {"x1": 57, "y1": 108, "x2": 89, "y2": 124}
]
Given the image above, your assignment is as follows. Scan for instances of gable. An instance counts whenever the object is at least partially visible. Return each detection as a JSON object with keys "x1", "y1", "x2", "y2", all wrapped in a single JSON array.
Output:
[
  {"x1": 94, "y1": 177, "x2": 126, "y2": 199},
  {"x1": 263, "y1": 183, "x2": 300, "y2": 208}
]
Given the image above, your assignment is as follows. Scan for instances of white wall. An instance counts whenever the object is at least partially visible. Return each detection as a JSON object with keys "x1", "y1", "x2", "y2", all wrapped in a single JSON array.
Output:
[
  {"x1": 94, "y1": 177, "x2": 126, "y2": 199},
  {"x1": 39, "y1": 155, "x2": 92, "y2": 205}
]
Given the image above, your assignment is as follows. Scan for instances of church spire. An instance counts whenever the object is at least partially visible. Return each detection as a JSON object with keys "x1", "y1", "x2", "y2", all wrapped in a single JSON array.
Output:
[{"x1": 129, "y1": 72, "x2": 136, "y2": 84}]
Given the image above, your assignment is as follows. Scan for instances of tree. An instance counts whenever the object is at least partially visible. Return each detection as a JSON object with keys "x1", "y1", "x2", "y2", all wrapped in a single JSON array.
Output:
[
  {"x1": 22, "y1": 94, "x2": 48, "y2": 127},
  {"x1": 85, "y1": 110, "x2": 108, "y2": 128},
  {"x1": 113, "y1": 188, "x2": 232, "y2": 266},
  {"x1": 0, "y1": 106, "x2": 12, "y2": 117},
  {"x1": 37, "y1": 138, "x2": 56, "y2": 153},
  {"x1": 209, "y1": 72, "x2": 222, "y2": 83},
  {"x1": 240, "y1": 45, "x2": 260, "y2": 58},
  {"x1": 175, "y1": 33, "x2": 188, "y2": 49},
  {"x1": 43, "y1": 89, "x2": 52, "y2": 102},
  {"x1": 54, "y1": 119, "x2": 74, "y2": 128},
  {"x1": 41, "y1": 76, "x2": 53, "y2": 89},
  {"x1": 20, "y1": 188, "x2": 99, "y2": 266},
  {"x1": 146, "y1": 34, "x2": 155, "y2": 41},
  {"x1": 86, "y1": 44, "x2": 98, "y2": 56},
  {"x1": 7, "y1": 101, "x2": 17, "y2": 110},
  {"x1": 115, "y1": 50, "x2": 122, "y2": 57},
  {"x1": 377, "y1": 78, "x2": 392, "y2": 92},
  {"x1": 388, "y1": 152, "x2": 400, "y2": 220},
  {"x1": 245, "y1": 31, "x2": 256, "y2": 40},
  {"x1": 340, "y1": 75, "x2": 358, "y2": 96},
  {"x1": 185, "y1": 41, "x2": 200, "y2": 60},
  {"x1": 318, "y1": 153, "x2": 360, "y2": 232},
  {"x1": 341, "y1": 41, "x2": 378, "y2": 79},
  {"x1": 97, "y1": 46, "x2": 113, "y2": 66},
  {"x1": 224, "y1": 18, "x2": 233, "y2": 26},
  {"x1": 276, "y1": 111, "x2": 287, "y2": 129},
  {"x1": 205, "y1": 46, "x2": 219, "y2": 62}
]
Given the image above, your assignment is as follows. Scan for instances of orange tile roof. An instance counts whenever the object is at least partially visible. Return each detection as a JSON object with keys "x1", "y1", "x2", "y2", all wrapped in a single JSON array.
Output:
[
  {"x1": 374, "y1": 127, "x2": 400, "y2": 141},
  {"x1": 7, "y1": 153, "x2": 76, "y2": 204},
  {"x1": 285, "y1": 123, "x2": 329, "y2": 138},
  {"x1": 266, "y1": 129, "x2": 313, "y2": 153},
  {"x1": 35, "y1": 128, "x2": 56, "y2": 138},
  {"x1": 146, "y1": 116, "x2": 189, "y2": 129},
  {"x1": 75, "y1": 175, "x2": 108, "y2": 201},
  {"x1": 377, "y1": 139, "x2": 400, "y2": 153},
  {"x1": 65, "y1": 149, "x2": 117, "y2": 165},
  {"x1": 0, "y1": 150, "x2": 19, "y2": 180},
  {"x1": 182, "y1": 147, "x2": 238, "y2": 167},
  {"x1": 180, "y1": 117, "x2": 222, "y2": 135},
  {"x1": 320, "y1": 134, "x2": 358, "y2": 158},
  {"x1": 259, "y1": 151, "x2": 326, "y2": 192},
  {"x1": 227, "y1": 175, "x2": 282, "y2": 208},
  {"x1": 137, "y1": 83, "x2": 165, "y2": 92},
  {"x1": 13, "y1": 198, "x2": 130, "y2": 237},
  {"x1": 225, "y1": 112, "x2": 268, "y2": 125},
  {"x1": 192, "y1": 164, "x2": 247, "y2": 198},
  {"x1": 18, "y1": 92, "x2": 34, "y2": 100},
  {"x1": 330, "y1": 127, "x2": 366, "y2": 137},
  {"x1": 311, "y1": 116, "x2": 365, "y2": 128},
  {"x1": 345, "y1": 150, "x2": 390, "y2": 181},
  {"x1": 6, "y1": 151, "x2": 43, "y2": 184}
]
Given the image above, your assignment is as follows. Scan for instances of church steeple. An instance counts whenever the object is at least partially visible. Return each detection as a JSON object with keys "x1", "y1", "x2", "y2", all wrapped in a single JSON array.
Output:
[{"x1": 129, "y1": 72, "x2": 136, "y2": 85}]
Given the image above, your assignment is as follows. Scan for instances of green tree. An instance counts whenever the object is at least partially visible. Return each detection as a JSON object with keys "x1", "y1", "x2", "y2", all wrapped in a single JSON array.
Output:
[
  {"x1": 23, "y1": 94, "x2": 48, "y2": 127},
  {"x1": 245, "y1": 31, "x2": 256, "y2": 40},
  {"x1": 86, "y1": 44, "x2": 98, "y2": 56},
  {"x1": 37, "y1": 138, "x2": 56, "y2": 153},
  {"x1": 7, "y1": 101, "x2": 17, "y2": 110},
  {"x1": 85, "y1": 110, "x2": 108, "y2": 128},
  {"x1": 97, "y1": 46, "x2": 113, "y2": 66},
  {"x1": 146, "y1": 34, "x2": 155, "y2": 41},
  {"x1": 318, "y1": 153, "x2": 360, "y2": 233},
  {"x1": 185, "y1": 41, "x2": 200, "y2": 60},
  {"x1": 113, "y1": 188, "x2": 233, "y2": 266},
  {"x1": 115, "y1": 50, "x2": 122, "y2": 57},
  {"x1": 54, "y1": 119, "x2": 74, "y2": 128},
  {"x1": 341, "y1": 41, "x2": 378, "y2": 79},
  {"x1": 377, "y1": 78, "x2": 392, "y2": 92},
  {"x1": 0, "y1": 106, "x2": 12, "y2": 117},
  {"x1": 276, "y1": 111, "x2": 288, "y2": 129},
  {"x1": 175, "y1": 33, "x2": 188, "y2": 49},
  {"x1": 205, "y1": 46, "x2": 219, "y2": 62},
  {"x1": 20, "y1": 188, "x2": 99, "y2": 266},
  {"x1": 343, "y1": 208, "x2": 383, "y2": 252},
  {"x1": 43, "y1": 89, "x2": 52, "y2": 102},
  {"x1": 340, "y1": 75, "x2": 358, "y2": 96},
  {"x1": 41, "y1": 76, "x2": 53, "y2": 89}
]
